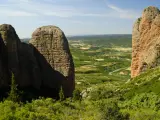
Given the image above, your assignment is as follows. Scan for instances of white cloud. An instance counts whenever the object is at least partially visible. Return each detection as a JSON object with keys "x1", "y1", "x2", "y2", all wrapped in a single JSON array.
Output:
[
  {"x1": 37, "y1": 20, "x2": 50, "y2": 24},
  {"x1": 108, "y1": 4, "x2": 125, "y2": 13},
  {"x1": 3, "y1": 0, "x2": 78, "y2": 17},
  {"x1": 0, "y1": 0, "x2": 105, "y2": 18},
  {"x1": 0, "y1": 6, "x2": 36, "y2": 16},
  {"x1": 0, "y1": 0, "x2": 140, "y2": 19},
  {"x1": 0, "y1": 9, "x2": 37, "y2": 16},
  {"x1": 8, "y1": 0, "x2": 30, "y2": 2},
  {"x1": 70, "y1": 20, "x2": 84, "y2": 24},
  {"x1": 107, "y1": 4, "x2": 140, "y2": 19},
  {"x1": 9, "y1": 11, "x2": 37, "y2": 16}
]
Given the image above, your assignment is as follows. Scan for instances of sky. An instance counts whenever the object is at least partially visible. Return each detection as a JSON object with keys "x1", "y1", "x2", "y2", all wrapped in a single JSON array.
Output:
[{"x1": 0, "y1": 0, "x2": 159, "y2": 38}]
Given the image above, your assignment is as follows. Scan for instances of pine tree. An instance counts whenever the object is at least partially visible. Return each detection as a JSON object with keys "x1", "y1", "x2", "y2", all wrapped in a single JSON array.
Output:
[
  {"x1": 8, "y1": 72, "x2": 19, "y2": 102},
  {"x1": 59, "y1": 86, "x2": 64, "y2": 101}
]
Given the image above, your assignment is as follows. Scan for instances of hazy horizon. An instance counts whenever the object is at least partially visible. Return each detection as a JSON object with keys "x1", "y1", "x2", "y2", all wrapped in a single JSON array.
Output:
[{"x1": 21, "y1": 34, "x2": 132, "y2": 39}]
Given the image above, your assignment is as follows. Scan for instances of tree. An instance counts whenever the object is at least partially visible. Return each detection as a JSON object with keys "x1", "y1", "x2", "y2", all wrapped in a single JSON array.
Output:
[
  {"x1": 8, "y1": 72, "x2": 19, "y2": 102},
  {"x1": 59, "y1": 86, "x2": 64, "y2": 101}
]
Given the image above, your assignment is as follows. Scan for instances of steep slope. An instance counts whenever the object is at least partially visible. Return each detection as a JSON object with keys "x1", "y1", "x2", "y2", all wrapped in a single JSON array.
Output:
[{"x1": 123, "y1": 66, "x2": 160, "y2": 99}]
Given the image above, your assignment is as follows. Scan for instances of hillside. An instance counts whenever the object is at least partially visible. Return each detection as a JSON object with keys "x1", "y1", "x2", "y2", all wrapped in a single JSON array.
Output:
[{"x1": 123, "y1": 66, "x2": 160, "y2": 99}]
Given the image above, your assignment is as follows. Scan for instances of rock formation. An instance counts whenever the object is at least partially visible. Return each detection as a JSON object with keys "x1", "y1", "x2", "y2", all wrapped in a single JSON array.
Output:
[
  {"x1": 131, "y1": 6, "x2": 160, "y2": 77},
  {"x1": 0, "y1": 24, "x2": 75, "y2": 100},
  {"x1": 29, "y1": 26, "x2": 75, "y2": 97},
  {"x1": 0, "y1": 33, "x2": 10, "y2": 88}
]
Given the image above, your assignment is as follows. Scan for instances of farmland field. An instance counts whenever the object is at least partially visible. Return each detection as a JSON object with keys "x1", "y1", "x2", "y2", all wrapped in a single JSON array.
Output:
[{"x1": 68, "y1": 35, "x2": 132, "y2": 91}]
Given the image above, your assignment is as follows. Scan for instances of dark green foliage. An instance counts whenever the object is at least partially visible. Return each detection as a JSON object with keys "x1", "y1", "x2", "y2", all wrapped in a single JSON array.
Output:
[
  {"x1": 7, "y1": 72, "x2": 19, "y2": 102},
  {"x1": 73, "y1": 89, "x2": 82, "y2": 101},
  {"x1": 59, "y1": 86, "x2": 64, "y2": 101},
  {"x1": 97, "y1": 100, "x2": 129, "y2": 120},
  {"x1": 120, "y1": 92, "x2": 160, "y2": 111},
  {"x1": 89, "y1": 87, "x2": 115, "y2": 101},
  {"x1": 137, "y1": 17, "x2": 142, "y2": 24}
]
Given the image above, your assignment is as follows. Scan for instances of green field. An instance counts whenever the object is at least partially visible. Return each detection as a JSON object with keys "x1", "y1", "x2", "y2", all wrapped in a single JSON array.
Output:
[{"x1": 69, "y1": 35, "x2": 132, "y2": 90}]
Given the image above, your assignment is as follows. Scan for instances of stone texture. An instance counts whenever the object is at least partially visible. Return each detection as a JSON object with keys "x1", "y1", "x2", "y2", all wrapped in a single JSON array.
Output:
[
  {"x1": 0, "y1": 34, "x2": 10, "y2": 88},
  {"x1": 0, "y1": 24, "x2": 20, "y2": 77},
  {"x1": 29, "y1": 26, "x2": 75, "y2": 97},
  {"x1": 131, "y1": 6, "x2": 160, "y2": 77},
  {"x1": 0, "y1": 24, "x2": 75, "y2": 99}
]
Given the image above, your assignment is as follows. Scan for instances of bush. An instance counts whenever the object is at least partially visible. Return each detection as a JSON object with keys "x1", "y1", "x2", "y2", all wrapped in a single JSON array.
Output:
[
  {"x1": 88, "y1": 85, "x2": 117, "y2": 101},
  {"x1": 97, "y1": 100, "x2": 129, "y2": 120},
  {"x1": 73, "y1": 89, "x2": 82, "y2": 101},
  {"x1": 120, "y1": 92, "x2": 160, "y2": 111}
]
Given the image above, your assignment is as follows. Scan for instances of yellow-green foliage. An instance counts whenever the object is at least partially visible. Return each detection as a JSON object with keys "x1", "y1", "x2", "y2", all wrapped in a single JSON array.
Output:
[
  {"x1": 7, "y1": 72, "x2": 19, "y2": 102},
  {"x1": 0, "y1": 98, "x2": 129, "y2": 120}
]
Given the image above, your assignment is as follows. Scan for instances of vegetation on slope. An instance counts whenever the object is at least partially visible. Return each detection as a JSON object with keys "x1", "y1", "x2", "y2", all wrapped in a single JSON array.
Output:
[{"x1": 122, "y1": 67, "x2": 160, "y2": 99}]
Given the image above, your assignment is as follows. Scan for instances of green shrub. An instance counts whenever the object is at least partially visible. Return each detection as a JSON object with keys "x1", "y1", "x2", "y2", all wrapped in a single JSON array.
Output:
[
  {"x1": 7, "y1": 72, "x2": 19, "y2": 102},
  {"x1": 88, "y1": 85, "x2": 117, "y2": 101},
  {"x1": 120, "y1": 92, "x2": 160, "y2": 111},
  {"x1": 59, "y1": 86, "x2": 65, "y2": 101},
  {"x1": 97, "y1": 100, "x2": 129, "y2": 120},
  {"x1": 73, "y1": 89, "x2": 82, "y2": 101}
]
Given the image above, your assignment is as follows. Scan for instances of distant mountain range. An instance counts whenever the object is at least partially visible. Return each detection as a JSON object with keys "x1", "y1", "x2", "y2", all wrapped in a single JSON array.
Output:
[
  {"x1": 67, "y1": 34, "x2": 131, "y2": 40},
  {"x1": 21, "y1": 38, "x2": 30, "y2": 43},
  {"x1": 67, "y1": 34, "x2": 132, "y2": 47}
]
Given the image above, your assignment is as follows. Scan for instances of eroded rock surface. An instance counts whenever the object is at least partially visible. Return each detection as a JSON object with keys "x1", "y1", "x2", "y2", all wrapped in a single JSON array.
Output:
[
  {"x1": 0, "y1": 34, "x2": 9, "y2": 88},
  {"x1": 29, "y1": 26, "x2": 75, "y2": 97},
  {"x1": 131, "y1": 6, "x2": 160, "y2": 77}
]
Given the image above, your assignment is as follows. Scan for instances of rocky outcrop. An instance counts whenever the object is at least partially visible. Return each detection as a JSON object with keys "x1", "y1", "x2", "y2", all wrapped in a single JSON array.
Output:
[
  {"x1": 0, "y1": 24, "x2": 75, "y2": 99},
  {"x1": 131, "y1": 6, "x2": 160, "y2": 77},
  {"x1": 29, "y1": 26, "x2": 75, "y2": 97},
  {"x1": 0, "y1": 34, "x2": 9, "y2": 88},
  {"x1": 0, "y1": 24, "x2": 20, "y2": 78}
]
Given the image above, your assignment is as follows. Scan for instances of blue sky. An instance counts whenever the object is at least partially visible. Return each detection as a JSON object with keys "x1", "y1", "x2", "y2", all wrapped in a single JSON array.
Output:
[{"x1": 0, "y1": 0, "x2": 159, "y2": 38}]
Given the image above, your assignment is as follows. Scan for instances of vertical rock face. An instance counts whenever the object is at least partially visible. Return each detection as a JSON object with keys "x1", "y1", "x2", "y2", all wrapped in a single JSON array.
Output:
[
  {"x1": 0, "y1": 24, "x2": 20, "y2": 76},
  {"x1": 0, "y1": 24, "x2": 75, "y2": 99},
  {"x1": 0, "y1": 34, "x2": 9, "y2": 88},
  {"x1": 29, "y1": 26, "x2": 75, "y2": 97},
  {"x1": 131, "y1": 6, "x2": 160, "y2": 77}
]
